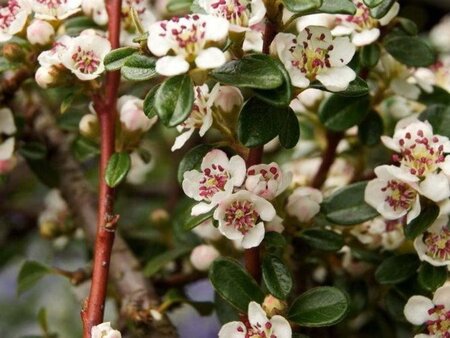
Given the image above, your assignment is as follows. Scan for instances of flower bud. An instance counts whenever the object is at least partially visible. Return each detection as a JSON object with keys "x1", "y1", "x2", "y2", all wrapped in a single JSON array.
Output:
[
  {"x1": 35, "y1": 66, "x2": 58, "y2": 89},
  {"x1": 214, "y1": 86, "x2": 243, "y2": 113},
  {"x1": 286, "y1": 187, "x2": 323, "y2": 223},
  {"x1": 79, "y1": 114, "x2": 99, "y2": 139},
  {"x1": 91, "y1": 322, "x2": 121, "y2": 338},
  {"x1": 27, "y1": 20, "x2": 55, "y2": 45},
  {"x1": 150, "y1": 208, "x2": 169, "y2": 224},
  {"x1": 262, "y1": 295, "x2": 287, "y2": 317},
  {"x1": 190, "y1": 244, "x2": 220, "y2": 271},
  {"x1": 3, "y1": 43, "x2": 25, "y2": 62},
  {"x1": 118, "y1": 95, "x2": 156, "y2": 132}
]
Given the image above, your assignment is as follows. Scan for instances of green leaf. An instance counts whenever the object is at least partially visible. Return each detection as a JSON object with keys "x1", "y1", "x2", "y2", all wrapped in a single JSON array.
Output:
[
  {"x1": 298, "y1": 229, "x2": 345, "y2": 251},
  {"x1": 404, "y1": 203, "x2": 439, "y2": 240},
  {"x1": 167, "y1": 0, "x2": 193, "y2": 12},
  {"x1": 215, "y1": 292, "x2": 240, "y2": 324},
  {"x1": 262, "y1": 255, "x2": 293, "y2": 300},
  {"x1": 384, "y1": 35, "x2": 435, "y2": 67},
  {"x1": 177, "y1": 144, "x2": 213, "y2": 183},
  {"x1": 418, "y1": 263, "x2": 447, "y2": 292},
  {"x1": 211, "y1": 54, "x2": 284, "y2": 89},
  {"x1": 104, "y1": 47, "x2": 138, "y2": 71},
  {"x1": 210, "y1": 258, "x2": 265, "y2": 312},
  {"x1": 278, "y1": 108, "x2": 300, "y2": 149},
  {"x1": 60, "y1": 92, "x2": 75, "y2": 114},
  {"x1": 143, "y1": 85, "x2": 160, "y2": 118},
  {"x1": 72, "y1": 136, "x2": 100, "y2": 161},
  {"x1": 254, "y1": 59, "x2": 292, "y2": 107},
  {"x1": 375, "y1": 254, "x2": 420, "y2": 284},
  {"x1": 264, "y1": 232, "x2": 287, "y2": 251},
  {"x1": 121, "y1": 54, "x2": 158, "y2": 81},
  {"x1": 238, "y1": 97, "x2": 284, "y2": 147},
  {"x1": 155, "y1": 74, "x2": 194, "y2": 127},
  {"x1": 310, "y1": 77, "x2": 369, "y2": 97},
  {"x1": 288, "y1": 287, "x2": 349, "y2": 327},
  {"x1": 369, "y1": 0, "x2": 395, "y2": 18},
  {"x1": 18, "y1": 261, "x2": 52, "y2": 296},
  {"x1": 318, "y1": 0, "x2": 356, "y2": 14},
  {"x1": 19, "y1": 142, "x2": 47, "y2": 160},
  {"x1": 358, "y1": 111, "x2": 384, "y2": 146},
  {"x1": 184, "y1": 208, "x2": 214, "y2": 230},
  {"x1": 105, "y1": 152, "x2": 131, "y2": 188},
  {"x1": 397, "y1": 17, "x2": 418, "y2": 36},
  {"x1": 419, "y1": 104, "x2": 450, "y2": 139},
  {"x1": 419, "y1": 86, "x2": 450, "y2": 106},
  {"x1": 322, "y1": 181, "x2": 378, "y2": 225},
  {"x1": 64, "y1": 16, "x2": 98, "y2": 35},
  {"x1": 363, "y1": 0, "x2": 383, "y2": 7},
  {"x1": 359, "y1": 44, "x2": 381, "y2": 68},
  {"x1": 282, "y1": 0, "x2": 321, "y2": 14},
  {"x1": 384, "y1": 290, "x2": 407, "y2": 322},
  {"x1": 319, "y1": 94, "x2": 370, "y2": 132},
  {"x1": 144, "y1": 246, "x2": 192, "y2": 277}
]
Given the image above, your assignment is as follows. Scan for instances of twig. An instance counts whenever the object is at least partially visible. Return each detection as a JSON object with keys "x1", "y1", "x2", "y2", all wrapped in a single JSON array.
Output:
[{"x1": 311, "y1": 131, "x2": 343, "y2": 189}]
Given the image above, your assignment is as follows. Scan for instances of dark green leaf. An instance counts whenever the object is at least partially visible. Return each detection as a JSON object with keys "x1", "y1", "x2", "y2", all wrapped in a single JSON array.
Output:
[
  {"x1": 282, "y1": 0, "x2": 321, "y2": 14},
  {"x1": 177, "y1": 144, "x2": 213, "y2": 183},
  {"x1": 299, "y1": 229, "x2": 345, "y2": 251},
  {"x1": 25, "y1": 158, "x2": 59, "y2": 187},
  {"x1": 264, "y1": 232, "x2": 287, "y2": 251},
  {"x1": 319, "y1": 94, "x2": 370, "y2": 132},
  {"x1": 121, "y1": 54, "x2": 158, "y2": 81},
  {"x1": 254, "y1": 59, "x2": 292, "y2": 107},
  {"x1": 64, "y1": 16, "x2": 98, "y2": 35},
  {"x1": 397, "y1": 17, "x2": 418, "y2": 36},
  {"x1": 262, "y1": 255, "x2": 293, "y2": 300},
  {"x1": 210, "y1": 258, "x2": 265, "y2": 312},
  {"x1": 278, "y1": 108, "x2": 300, "y2": 149},
  {"x1": 144, "y1": 246, "x2": 192, "y2": 277},
  {"x1": 60, "y1": 92, "x2": 75, "y2": 113},
  {"x1": 363, "y1": 0, "x2": 383, "y2": 7},
  {"x1": 350, "y1": 246, "x2": 383, "y2": 264},
  {"x1": 288, "y1": 287, "x2": 349, "y2": 327},
  {"x1": 319, "y1": 0, "x2": 356, "y2": 14},
  {"x1": 384, "y1": 35, "x2": 435, "y2": 67},
  {"x1": 375, "y1": 254, "x2": 420, "y2": 284},
  {"x1": 384, "y1": 290, "x2": 407, "y2": 322},
  {"x1": 143, "y1": 85, "x2": 160, "y2": 118},
  {"x1": 359, "y1": 44, "x2": 381, "y2": 68},
  {"x1": 418, "y1": 262, "x2": 447, "y2": 292},
  {"x1": 104, "y1": 46, "x2": 138, "y2": 71},
  {"x1": 19, "y1": 142, "x2": 47, "y2": 160},
  {"x1": 404, "y1": 203, "x2": 439, "y2": 240},
  {"x1": 18, "y1": 261, "x2": 52, "y2": 296},
  {"x1": 238, "y1": 97, "x2": 284, "y2": 147},
  {"x1": 358, "y1": 111, "x2": 384, "y2": 146},
  {"x1": 184, "y1": 208, "x2": 214, "y2": 230},
  {"x1": 155, "y1": 74, "x2": 194, "y2": 127},
  {"x1": 369, "y1": 0, "x2": 395, "y2": 18},
  {"x1": 211, "y1": 54, "x2": 284, "y2": 89},
  {"x1": 322, "y1": 181, "x2": 378, "y2": 225},
  {"x1": 419, "y1": 104, "x2": 450, "y2": 138},
  {"x1": 72, "y1": 136, "x2": 100, "y2": 161},
  {"x1": 105, "y1": 152, "x2": 131, "y2": 188},
  {"x1": 215, "y1": 292, "x2": 240, "y2": 324},
  {"x1": 419, "y1": 86, "x2": 450, "y2": 106},
  {"x1": 310, "y1": 77, "x2": 369, "y2": 97}
]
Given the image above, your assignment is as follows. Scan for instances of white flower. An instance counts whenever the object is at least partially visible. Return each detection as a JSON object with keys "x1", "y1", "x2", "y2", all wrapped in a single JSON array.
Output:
[
  {"x1": 289, "y1": 88, "x2": 324, "y2": 114},
  {"x1": 31, "y1": 0, "x2": 81, "y2": 20},
  {"x1": 414, "y1": 215, "x2": 450, "y2": 267},
  {"x1": 182, "y1": 149, "x2": 246, "y2": 215},
  {"x1": 243, "y1": 29, "x2": 263, "y2": 52},
  {"x1": 147, "y1": 14, "x2": 229, "y2": 76},
  {"x1": 198, "y1": 0, "x2": 266, "y2": 32},
  {"x1": 91, "y1": 322, "x2": 121, "y2": 338},
  {"x1": 121, "y1": 0, "x2": 155, "y2": 46},
  {"x1": 265, "y1": 215, "x2": 285, "y2": 233},
  {"x1": 26, "y1": 19, "x2": 54, "y2": 45},
  {"x1": 38, "y1": 35, "x2": 72, "y2": 68},
  {"x1": 404, "y1": 285, "x2": 450, "y2": 337},
  {"x1": 172, "y1": 84, "x2": 218, "y2": 151},
  {"x1": 351, "y1": 216, "x2": 405, "y2": 250},
  {"x1": 378, "y1": 95, "x2": 424, "y2": 119},
  {"x1": 286, "y1": 187, "x2": 323, "y2": 223},
  {"x1": 192, "y1": 219, "x2": 222, "y2": 240},
  {"x1": 432, "y1": 57, "x2": 450, "y2": 93},
  {"x1": 214, "y1": 190, "x2": 276, "y2": 248},
  {"x1": 81, "y1": 0, "x2": 107, "y2": 26},
  {"x1": 430, "y1": 15, "x2": 450, "y2": 53},
  {"x1": 118, "y1": 95, "x2": 157, "y2": 132},
  {"x1": 0, "y1": 108, "x2": 16, "y2": 161},
  {"x1": 190, "y1": 244, "x2": 220, "y2": 271},
  {"x1": 365, "y1": 165, "x2": 421, "y2": 223},
  {"x1": 296, "y1": 13, "x2": 335, "y2": 32},
  {"x1": 61, "y1": 30, "x2": 111, "y2": 81},
  {"x1": 126, "y1": 150, "x2": 154, "y2": 185},
  {"x1": 245, "y1": 162, "x2": 291, "y2": 200},
  {"x1": 213, "y1": 85, "x2": 243, "y2": 113},
  {"x1": 271, "y1": 26, "x2": 356, "y2": 92},
  {"x1": 0, "y1": 0, "x2": 31, "y2": 42},
  {"x1": 332, "y1": 0, "x2": 399, "y2": 46},
  {"x1": 219, "y1": 301, "x2": 291, "y2": 338}
]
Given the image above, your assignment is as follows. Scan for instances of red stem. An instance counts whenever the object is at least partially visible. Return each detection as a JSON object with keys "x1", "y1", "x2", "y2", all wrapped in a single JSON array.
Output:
[
  {"x1": 311, "y1": 131, "x2": 343, "y2": 189},
  {"x1": 81, "y1": 0, "x2": 122, "y2": 337}
]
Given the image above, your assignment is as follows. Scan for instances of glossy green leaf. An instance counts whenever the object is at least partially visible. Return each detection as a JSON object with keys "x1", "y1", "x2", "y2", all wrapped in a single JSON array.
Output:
[
  {"x1": 282, "y1": 0, "x2": 321, "y2": 14},
  {"x1": 299, "y1": 229, "x2": 345, "y2": 251},
  {"x1": 358, "y1": 111, "x2": 384, "y2": 146},
  {"x1": 144, "y1": 246, "x2": 192, "y2": 277},
  {"x1": 278, "y1": 108, "x2": 300, "y2": 149},
  {"x1": 262, "y1": 255, "x2": 293, "y2": 300},
  {"x1": 310, "y1": 77, "x2": 369, "y2": 97},
  {"x1": 404, "y1": 203, "x2": 439, "y2": 240},
  {"x1": 397, "y1": 17, "x2": 418, "y2": 36},
  {"x1": 359, "y1": 44, "x2": 381, "y2": 68},
  {"x1": 419, "y1": 86, "x2": 450, "y2": 106},
  {"x1": 121, "y1": 54, "x2": 158, "y2": 81},
  {"x1": 104, "y1": 46, "x2": 138, "y2": 71},
  {"x1": 184, "y1": 208, "x2": 214, "y2": 230},
  {"x1": 363, "y1": 0, "x2": 383, "y2": 7},
  {"x1": 318, "y1": 0, "x2": 356, "y2": 14},
  {"x1": 322, "y1": 181, "x2": 378, "y2": 225},
  {"x1": 143, "y1": 85, "x2": 160, "y2": 118},
  {"x1": 105, "y1": 152, "x2": 131, "y2": 188},
  {"x1": 18, "y1": 261, "x2": 52, "y2": 296},
  {"x1": 19, "y1": 142, "x2": 47, "y2": 160},
  {"x1": 319, "y1": 95, "x2": 370, "y2": 132},
  {"x1": 64, "y1": 16, "x2": 98, "y2": 35},
  {"x1": 155, "y1": 74, "x2": 194, "y2": 127},
  {"x1": 254, "y1": 59, "x2": 292, "y2": 107},
  {"x1": 177, "y1": 144, "x2": 213, "y2": 183},
  {"x1": 210, "y1": 258, "x2": 265, "y2": 312},
  {"x1": 72, "y1": 136, "x2": 100, "y2": 161},
  {"x1": 384, "y1": 35, "x2": 435, "y2": 67},
  {"x1": 211, "y1": 54, "x2": 284, "y2": 89},
  {"x1": 419, "y1": 104, "x2": 450, "y2": 139},
  {"x1": 369, "y1": 0, "x2": 395, "y2": 18},
  {"x1": 418, "y1": 262, "x2": 447, "y2": 292},
  {"x1": 288, "y1": 287, "x2": 349, "y2": 327},
  {"x1": 375, "y1": 254, "x2": 420, "y2": 284}
]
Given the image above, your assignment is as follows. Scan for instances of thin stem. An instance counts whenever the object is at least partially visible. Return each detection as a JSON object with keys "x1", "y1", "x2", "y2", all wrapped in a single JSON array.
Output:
[
  {"x1": 81, "y1": 0, "x2": 122, "y2": 336},
  {"x1": 311, "y1": 131, "x2": 343, "y2": 189}
]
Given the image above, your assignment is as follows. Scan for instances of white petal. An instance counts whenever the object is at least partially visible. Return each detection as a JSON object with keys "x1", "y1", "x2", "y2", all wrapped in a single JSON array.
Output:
[
  {"x1": 228, "y1": 155, "x2": 246, "y2": 187},
  {"x1": 403, "y1": 295, "x2": 434, "y2": 325},
  {"x1": 241, "y1": 222, "x2": 265, "y2": 248},
  {"x1": 195, "y1": 47, "x2": 226, "y2": 70},
  {"x1": 419, "y1": 173, "x2": 450, "y2": 202},
  {"x1": 329, "y1": 36, "x2": 355, "y2": 66},
  {"x1": 352, "y1": 29, "x2": 380, "y2": 46},
  {"x1": 287, "y1": 67, "x2": 310, "y2": 88},
  {"x1": 147, "y1": 22, "x2": 172, "y2": 56},
  {"x1": 201, "y1": 149, "x2": 229, "y2": 171},
  {"x1": 379, "y1": 2, "x2": 400, "y2": 26},
  {"x1": 270, "y1": 315, "x2": 292, "y2": 338},
  {"x1": 203, "y1": 15, "x2": 229, "y2": 41},
  {"x1": 0, "y1": 108, "x2": 16, "y2": 134},
  {"x1": 433, "y1": 286, "x2": 450, "y2": 310},
  {"x1": 0, "y1": 137, "x2": 14, "y2": 160},
  {"x1": 406, "y1": 195, "x2": 421, "y2": 223},
  {"x1": 248, "y1": 302, "x2": 269, "y2": 329},
  {"x1": 191, "y1": 202, "x2": 215, "y2": 216},
  {"x1": 199, "y1": 110, "x2": 213, "y2": 136},
  {"x1": 218, "y1": 321, "x2": 246, "y2": 338},
  {"x1": 249, "y1": 0, "x2": 266, "y2": 26},
  {"x1": 316, "y1": 66, "x2": 356, "y2": 92},
  {"x1": 380, "y1": 135, "x2": 401, "y2": 153},
  {"x1": 391, "y1": 79, "x2": 420, "y2": 100},
  {"x1": 171, "y1": 129, "x2": 195, "y2": 151},
  {"x1": 155, "y1": 56, "x2": 190, "y2": 76}
]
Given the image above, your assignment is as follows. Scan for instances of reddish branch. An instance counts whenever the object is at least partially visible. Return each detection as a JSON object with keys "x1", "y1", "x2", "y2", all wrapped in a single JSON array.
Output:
[
  {"x1": 81, "y1": 0, "x2": 123, "y2": 336},
  {"x1": 311, "y1": 131, "x2": 343, "y2": 189}
]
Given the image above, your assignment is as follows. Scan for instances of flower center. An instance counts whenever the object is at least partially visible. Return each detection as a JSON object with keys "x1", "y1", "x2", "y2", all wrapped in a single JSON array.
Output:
[
  {"x1": 36, "y1": 0, "x2": 64, "y2": 9},
  {"x1": 237, "y1": 319, "x2": 278, "y2": 338},
  {"x1": 225, "y1": 200, "x2": 259, "y2": 234},
  {"x1": 209, "y1": 0, "x2": 249, "y2": 27},
  {"x1": 71, "y1": 47, "x2": 101, "y2": 74},
  {"x1": 426, "y1": 305, "x2": 450, "y2": 338},
  {"x1": 0, "y1": 0, "x2": 21, "y2": 30},
  {"x1": 381, "y1": 180, "x2": 416, "y2": 211},
  {"x1": 290, "y1": 28, "x2": 333, "y2": 79},
  {"x1": 181, "y1": 87, "x2": 209, "y2": 129},
  {"x1": 424, "y1": 227, "x2": 450, "y2": 261},
  {"x1": 336, "y1": 1, "x2": 377, "y2": 31},
  {"x1": 198, "y1": 165, "x2": 229, "y2": 200},
  {"x1": 393, "y1": 129, "x2": 445, "y2": 177}
]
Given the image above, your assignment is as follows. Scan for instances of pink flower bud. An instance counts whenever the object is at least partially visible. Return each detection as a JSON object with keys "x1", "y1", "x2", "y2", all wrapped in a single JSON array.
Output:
[
  {"x1": 213, "y1": 86, "x2": 243, "y2": 113},
  {"x1": 190, "y1": 244, "x2": 220, "y2": 271},
  {"x1": 27, "y1": 20, "x2": 55, "y2": 45},
  {"x1": 79, "y1": 113, "x2": 99, "y2": 138},
  {"x1": 35, "y1": 66, "x2": 56, "y2": 88}
]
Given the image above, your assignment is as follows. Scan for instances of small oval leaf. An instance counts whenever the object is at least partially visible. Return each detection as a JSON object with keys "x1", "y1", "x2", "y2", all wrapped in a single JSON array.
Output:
[
  {"x1": 104, "y1": 47, "x2": 138, "y2": 71},
  {"x1": 262, "y1": 255, "x2": 293, "y2": 300},
  {"x1": 121, "y1": 54, "x2": 158, "y2": 81},
  {"x1": 375, "y1": 254, "x2": 420, "y2": 284},
  {"x1": 105, "y1": 152, "x2": 131, "y2": 188}
]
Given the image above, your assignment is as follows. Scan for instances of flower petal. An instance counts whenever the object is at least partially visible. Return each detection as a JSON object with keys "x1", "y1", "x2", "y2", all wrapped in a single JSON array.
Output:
[
  {"x1": 155, "y1": 56, "x2": 190, "y2": 76},
  {"x1": 316, "y1": 66, "x2": 356, "y2": 92},
  {"x1": 195, "y1": 47, "x2": 226, "y2": 69},
  {"x1": 403, "y1": 295, "x2": 434, "y2": 325}
]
